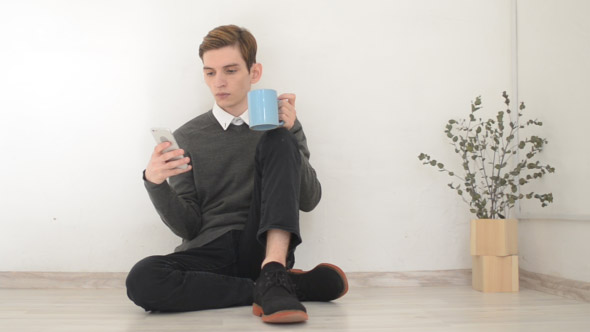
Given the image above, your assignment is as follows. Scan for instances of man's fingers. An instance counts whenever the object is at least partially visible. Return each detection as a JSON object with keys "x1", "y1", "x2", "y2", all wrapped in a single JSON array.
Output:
[
  {"x1": 279, "y1": 112, "x2": 291, "y2": 121},
  {"x1": 160, "y1": 149, "x2": 186, "y2": 162},
  {"x1": 278, "y1": 113, "x2": 295, "y2": 130},
  {"x1": 150, "y1": 162, "x2": 191, "y2": 184},
  {"x1": 146, "y1": 144, "x2": 189, "y2": 184},
  {"x1": 173, "y1": 164, "x2": 192, "y2": 175},
  {"x1": 278, "y1": 96, "x2": 297, "y2": 130},
  {"x1": 279, "y1": 102, "x2": 296, "y2": 122},
  {"x1": 163, "y1": 164, "x2": 192, "y2": 178},
  {"x1": 279, "y1": 102, "x2": 296, "y2": 115},
  {"x1": 166, "y1": 156, "x2": 191, "y2": 169},
  {"x1": 154, "y1": 141, "x2": 172, "y2": 154},
  {"x1": 278, "y1": 93, "x2": 296, "y2": 107}
]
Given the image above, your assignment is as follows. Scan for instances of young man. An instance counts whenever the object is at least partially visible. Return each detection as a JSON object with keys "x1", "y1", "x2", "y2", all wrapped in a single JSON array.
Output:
[{"x1": 126, "y1": 25, "x2": 348, "y2": 324}]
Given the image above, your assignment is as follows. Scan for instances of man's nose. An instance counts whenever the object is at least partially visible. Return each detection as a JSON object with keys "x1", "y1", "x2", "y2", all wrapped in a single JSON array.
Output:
[{"x1": 214, "y1": 74, "x2": 226, "y2": 88}]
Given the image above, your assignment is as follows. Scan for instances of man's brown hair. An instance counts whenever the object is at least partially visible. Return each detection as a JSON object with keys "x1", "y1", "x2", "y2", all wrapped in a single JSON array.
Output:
[{"x1": 199, "y1": 25, "x2": 257, "y2": 71}]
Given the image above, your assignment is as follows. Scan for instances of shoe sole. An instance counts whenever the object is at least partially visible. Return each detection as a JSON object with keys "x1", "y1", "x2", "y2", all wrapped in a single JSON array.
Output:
[
  {"x1": 252, "y1": 303, "x2": 308, "y2": 323},
  {"x1": 289, "y1": 263, "x2": 349, "y2": 301}
]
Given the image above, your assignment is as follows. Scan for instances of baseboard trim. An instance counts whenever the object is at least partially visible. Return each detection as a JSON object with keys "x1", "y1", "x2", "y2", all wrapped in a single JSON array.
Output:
[
  {"x1": 519, "y1": 269, "x2": 590, "y2": 302},
  {"x1": 347, "y1": 270, "x2": 472, "y2": 287},
  {"x1": 0, "y1": 272, "x2": 128, "y2": 289}
]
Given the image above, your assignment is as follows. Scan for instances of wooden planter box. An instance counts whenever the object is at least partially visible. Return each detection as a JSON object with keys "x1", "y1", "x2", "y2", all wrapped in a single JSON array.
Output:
[
  {"x1": 470, "y1": 219, "x2": 518, "y2": 256},
  {"x1": 472, "y1": 255, "x2": 519, "y2": 292},
  {"x1": 471, "y1": 219, "x2": 519, "y2": 292}
]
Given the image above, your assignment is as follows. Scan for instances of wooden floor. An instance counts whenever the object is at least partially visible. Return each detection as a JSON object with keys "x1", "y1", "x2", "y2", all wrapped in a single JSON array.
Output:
[{"x1": 1, "y1": 286, "x2": 590, "y2": 331}]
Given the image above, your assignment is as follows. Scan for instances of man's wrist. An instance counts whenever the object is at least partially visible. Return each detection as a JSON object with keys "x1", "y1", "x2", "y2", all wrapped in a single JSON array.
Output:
[{"x1": 143, "y1": 170, "x2": 164, "y2": 186}]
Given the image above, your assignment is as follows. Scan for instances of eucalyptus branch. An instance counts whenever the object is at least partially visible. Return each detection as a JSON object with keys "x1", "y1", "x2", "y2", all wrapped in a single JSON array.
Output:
[
  {"x1": 418, "y1": 92, "x2": 555, "y2": 219},
  {"x1": 474, "y1": 129, "x2": 493, "y2": 205}
]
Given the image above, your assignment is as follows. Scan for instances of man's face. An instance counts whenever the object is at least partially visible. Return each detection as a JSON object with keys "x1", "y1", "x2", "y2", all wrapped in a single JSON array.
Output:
[{"x1": 202, "y1": 45, "x2": 261, "y2": 115}]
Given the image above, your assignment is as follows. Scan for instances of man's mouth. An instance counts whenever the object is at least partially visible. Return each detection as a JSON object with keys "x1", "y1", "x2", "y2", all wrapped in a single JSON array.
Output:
[{"x1": 216, "y1": 93, "x2": 230, "y2": 99}]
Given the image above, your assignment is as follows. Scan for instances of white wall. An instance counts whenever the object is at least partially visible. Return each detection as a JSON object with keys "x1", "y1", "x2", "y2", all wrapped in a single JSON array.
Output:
[
  {"x1": 517, "y1": 0, "x2": 590, "y2": 219},
  {"x1": 0, "y1": 0, "x2": 513, "y2": 272},
  {"x1": 519, "y1": 219, "x2": 590, "y2": 282},
  {"x1": 517, "y1": 0, "x2": 590, "y2": 282}
]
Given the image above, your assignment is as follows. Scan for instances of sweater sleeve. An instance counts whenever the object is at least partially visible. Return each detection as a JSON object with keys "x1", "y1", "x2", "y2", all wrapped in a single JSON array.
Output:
[
  {"x1": 143, "y1": 130, "x2": 202, "y2": 240},
  {"x1": 290, "y1": 119, "x2": 322, "y2": 212}
]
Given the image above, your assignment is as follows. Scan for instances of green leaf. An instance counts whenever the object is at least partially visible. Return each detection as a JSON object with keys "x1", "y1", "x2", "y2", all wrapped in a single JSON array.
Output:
[{"x1": 502, "y1": 91, "x2": 509, "y2": 105}]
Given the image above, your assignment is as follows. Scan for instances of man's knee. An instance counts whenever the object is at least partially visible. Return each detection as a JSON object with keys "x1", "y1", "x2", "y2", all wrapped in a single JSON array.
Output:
[
  {"x1": 126, "y1": 256, "x2": 168, "y2": 310},
  {"x1": 256, "y1": 128, "x2": 300, "y2": 163}
]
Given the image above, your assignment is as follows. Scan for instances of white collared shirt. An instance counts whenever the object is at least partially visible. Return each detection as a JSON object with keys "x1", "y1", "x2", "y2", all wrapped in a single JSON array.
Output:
[{"x1": 212, "y1": 103, "x2": 250, "y2": 130}]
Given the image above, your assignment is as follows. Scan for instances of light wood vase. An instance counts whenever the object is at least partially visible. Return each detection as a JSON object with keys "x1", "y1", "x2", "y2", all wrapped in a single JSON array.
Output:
[{"x1": 470, "y1": 219, "x2": 519, "y2": 292}]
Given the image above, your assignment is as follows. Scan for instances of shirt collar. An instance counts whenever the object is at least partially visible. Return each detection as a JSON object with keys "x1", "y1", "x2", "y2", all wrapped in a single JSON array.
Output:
[{"x1": 212, "y1": 103, "x2": 250, "y2": 131}]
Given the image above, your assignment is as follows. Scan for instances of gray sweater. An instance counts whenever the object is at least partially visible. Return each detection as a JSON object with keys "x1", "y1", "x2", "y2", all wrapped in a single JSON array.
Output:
[{"x1": 144, "y1": 110, "x2": 321, "y2": 252}]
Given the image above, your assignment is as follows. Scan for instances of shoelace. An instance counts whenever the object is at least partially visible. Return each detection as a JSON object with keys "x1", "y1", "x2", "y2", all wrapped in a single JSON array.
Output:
[{"x1": 263, "y1": 271, "x2": 297, "y2": 295}]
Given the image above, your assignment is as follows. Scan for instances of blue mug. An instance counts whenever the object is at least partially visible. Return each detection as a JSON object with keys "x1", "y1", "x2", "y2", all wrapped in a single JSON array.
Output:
[{"x1": 248, "y1": 89, "x2": 284, "y2": 131}]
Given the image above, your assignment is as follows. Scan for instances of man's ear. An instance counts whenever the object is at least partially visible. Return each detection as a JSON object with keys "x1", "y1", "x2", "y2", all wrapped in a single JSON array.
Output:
[{"x1": 250, "y1": 63, "x2": 262, "y2": 84}]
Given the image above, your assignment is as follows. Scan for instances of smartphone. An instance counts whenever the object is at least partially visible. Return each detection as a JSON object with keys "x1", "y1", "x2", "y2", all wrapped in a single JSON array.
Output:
[{"x1": 150, "y1": 127, "x2": 188, "y2": 169}]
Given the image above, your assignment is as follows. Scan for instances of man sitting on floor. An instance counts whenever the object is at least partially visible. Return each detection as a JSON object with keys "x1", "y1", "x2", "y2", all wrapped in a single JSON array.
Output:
[{"x1": 126, "y1": 24, "x2": 348, "y2": 324}]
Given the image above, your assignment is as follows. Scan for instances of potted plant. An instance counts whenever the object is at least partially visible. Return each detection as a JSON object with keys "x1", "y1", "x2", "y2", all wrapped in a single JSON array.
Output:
[{"x1": 418, "y1": 92, "x2": 555, "y2": 292}]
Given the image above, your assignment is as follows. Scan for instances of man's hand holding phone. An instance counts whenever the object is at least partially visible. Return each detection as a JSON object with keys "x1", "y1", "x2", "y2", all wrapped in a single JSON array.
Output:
[
  {"x1": 145, "y1": 128, "x2": 192, "y2": 185},
  {"x1": 145, "y1": 142, "x2": 192, "y2": 184}
]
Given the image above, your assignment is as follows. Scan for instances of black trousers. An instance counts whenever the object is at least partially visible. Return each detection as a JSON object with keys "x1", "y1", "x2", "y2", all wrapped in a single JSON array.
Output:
[{"x1": 126, "y1": 128, "x2": 302, "y2": 312}]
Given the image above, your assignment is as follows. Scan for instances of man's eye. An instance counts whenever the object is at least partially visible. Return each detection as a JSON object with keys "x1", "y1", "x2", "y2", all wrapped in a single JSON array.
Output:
[
  {"x1": 205, "y1": 71, "x2": 214, "y2": 76},
  {"x1": 226, "y1": 69, "x2": 237, "y2": 74}
]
